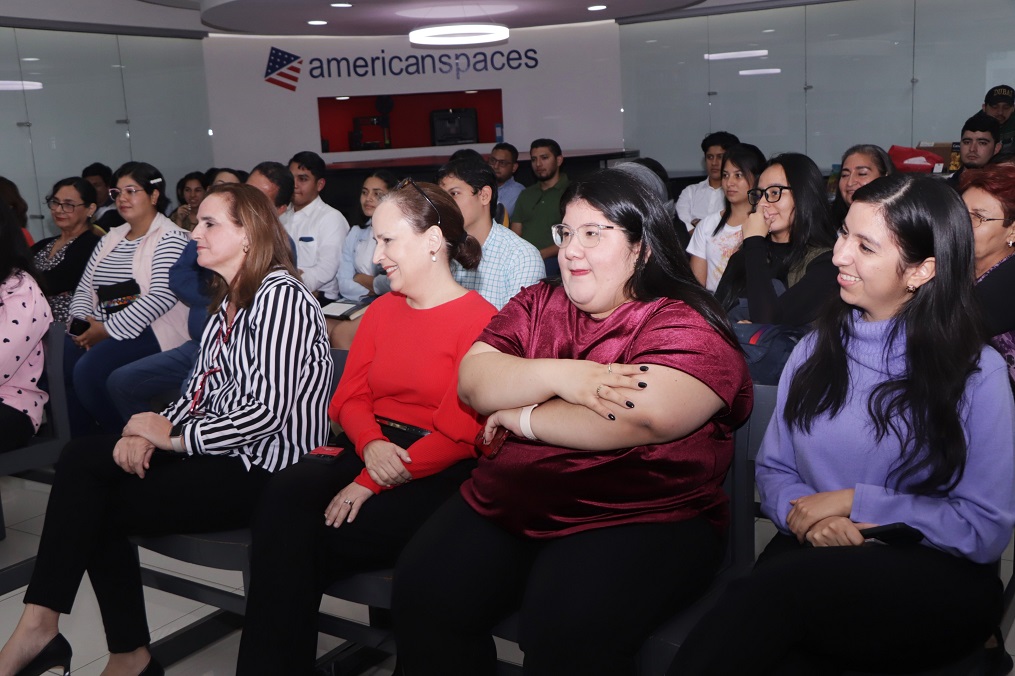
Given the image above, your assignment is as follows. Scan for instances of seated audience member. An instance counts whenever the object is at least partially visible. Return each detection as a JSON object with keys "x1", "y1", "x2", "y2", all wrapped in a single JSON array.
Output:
[
  {"x1": 0, "y1": 183, "x2": 332, "y2": 676},
  {"x1": 0, "y1": 176, "x2": 34, "y2": 246},
  {"x1": 628, "y1": 156, "x2": 688, "y2": 247},
  {"x1": 961, "y1": 164, "x2": 1015, "y2": 385},
  {"x1": 488, "y1": 142, "x2": 524, "y2": 218},
  {"x1": 66, "y1": 161, "x2": 190, "y2": 434},
  {"x1": 281, "y1": 151, "x2": 350, "y2": 301},
  {"x1": 33, "y1": 178, "x2": 102, "y2": 322},
  {"x1": 392, "y1": 169, "x2": 752, "y2": 676},
  {"x1": 327, "y1": 170, "x2": 398, "y2": 350},
  {"x1": 207, "y1": 167, "x2": 248, "y2": 186},
  {"x1": 107, "y1": 161, "x2": 299, "y2": 420},
  {"x1": 669, "y1": 174, "x2": 1015, "y2": 675},
  {"x1": 675, "y1": 131, "x2": 740, "y2": 232},
  {"x1": 169, "y1": 171, "x2": 208, "y2": 231},
  {"x1": 686, "y1": 143, "x2": 766, "y2": 291},
  {"x1": 831, "y1": 144, "x2": 893, "y2": 226},
  {"x1": 948, "y1": 112, "x2": 1002, "y2": 189},
  {"x1": 236, "y1": 180, "x2": 496, "y2": 675},
  {"x1": 715, "y1": 153, "x2": 838, "y2": 326},
  {"x1": 511, "y1": 138, "x2": 569, "y2": 276},
  {"x1": 83, "y1": 162, "x2": 120, "y2": 228},
  {"x1": 982, "y1": 84, "x2": 1015, "y2": 151},
  {"x1": 0, "y1": 201, "x2": 51, "y2": 453},
  {"x1": 438, "y1": 158, "x2": 544, "y2": 309}
]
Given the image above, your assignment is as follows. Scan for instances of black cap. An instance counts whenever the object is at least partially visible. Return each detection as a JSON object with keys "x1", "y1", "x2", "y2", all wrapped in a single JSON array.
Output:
[{"x1": 985, "y1": 85, "x2": 1015, "y2": 105}]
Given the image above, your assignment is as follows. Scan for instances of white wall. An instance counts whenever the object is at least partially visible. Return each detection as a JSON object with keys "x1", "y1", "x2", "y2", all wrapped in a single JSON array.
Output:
[{"x1": 202, "y1": 22, "x2": 624, "y2": 169}]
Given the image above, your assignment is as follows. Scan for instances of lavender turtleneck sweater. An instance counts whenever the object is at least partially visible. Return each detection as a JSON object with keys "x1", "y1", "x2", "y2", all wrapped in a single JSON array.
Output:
[{"x1": 757, "y1": 312, "x2": 1015, "y2": 563}]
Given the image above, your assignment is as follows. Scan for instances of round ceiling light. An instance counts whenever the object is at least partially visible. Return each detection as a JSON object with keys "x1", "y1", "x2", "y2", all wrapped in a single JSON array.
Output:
[
  {"x1": 307, "y1": 20, "x2": 328, "y2": 25},
  {"x1": 409, "y1": 24, "x2": 509, "y2": 46}
]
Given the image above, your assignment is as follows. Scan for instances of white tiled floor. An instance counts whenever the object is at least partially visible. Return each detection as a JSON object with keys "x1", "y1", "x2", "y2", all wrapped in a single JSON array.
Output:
[{"x1": 0, "y1": 476, "x2": 1010, "y2": 675}]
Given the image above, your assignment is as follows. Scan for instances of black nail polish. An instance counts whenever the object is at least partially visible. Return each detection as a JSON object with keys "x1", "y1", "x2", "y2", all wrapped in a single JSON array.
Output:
[
  {"x1": 626, "y1": 401, "x2": 635, "y2": 408},
  {"x1": 640, "y1": 365, "x2": 649, "y2": 371},
  {"x1": 608, "y1": 413, "x2": 616, "y2": 421},
  {"x1": 638, "y1": 381, "x2": 647, "y2": 388}
]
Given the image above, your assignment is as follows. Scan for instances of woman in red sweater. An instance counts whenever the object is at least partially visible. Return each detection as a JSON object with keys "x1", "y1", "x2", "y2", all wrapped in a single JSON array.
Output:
[{"x1": 236, "y1": 179, "x2": 497, "y2": 675}]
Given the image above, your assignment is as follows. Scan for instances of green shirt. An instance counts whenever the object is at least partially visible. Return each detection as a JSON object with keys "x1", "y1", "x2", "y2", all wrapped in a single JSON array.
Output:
[{"x1": 512, "y1": 172, "x2": 570, "y2": 251}]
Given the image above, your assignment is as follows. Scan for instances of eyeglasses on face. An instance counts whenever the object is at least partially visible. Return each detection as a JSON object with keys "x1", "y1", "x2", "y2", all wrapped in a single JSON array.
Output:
[
  {"x1": 396, "y1": 178, "x2": 442, "y2": 228},
  {"x1": 46, "y1": 198, "x2": 85, "y2": 213},
  {"x1": 747, "y1": 185, "x2": 792, "y2": 206},
  {"x1": 551, "y1": 223, "x2": 624, "y2": 248},
  {"x1": 969, "y1": 211, "x2": 1013, "y2": 228},
  {"x1": 488, "y1": 157, "x2": 513, "y2": 168},
  {"x1": 108, "y1": 186, "x2": 145, "y2": 200}
]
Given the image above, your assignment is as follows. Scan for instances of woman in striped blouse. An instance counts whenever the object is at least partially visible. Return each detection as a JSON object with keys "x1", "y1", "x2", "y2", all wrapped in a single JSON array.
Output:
[
  {"x1": 66, "y1": 161, "x2": 190, "y2": 434},
  {"x1": 0, "y1": 183, "x2": 333, "y2": 676}
]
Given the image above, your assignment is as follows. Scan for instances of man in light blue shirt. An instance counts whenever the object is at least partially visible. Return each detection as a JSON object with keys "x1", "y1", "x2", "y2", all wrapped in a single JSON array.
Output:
[
  {"x1": 439, "y1": 157, "x2": 544, "y2": 309},
  {"x1": 488, "y1": 142, "x2": 525, "y2": 220}
]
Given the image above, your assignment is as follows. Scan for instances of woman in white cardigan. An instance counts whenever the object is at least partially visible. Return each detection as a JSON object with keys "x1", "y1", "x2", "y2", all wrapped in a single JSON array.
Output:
[{"x1": 66, "y1": 161, "x2": 189, "y2": 434}]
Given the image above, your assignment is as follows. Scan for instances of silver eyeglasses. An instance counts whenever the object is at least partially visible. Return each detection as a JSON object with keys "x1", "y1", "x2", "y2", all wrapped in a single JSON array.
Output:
[
  {"x1": 551, "y1": 223, "x2": 624, "y2": 248},
  {"x1": 108, "y1": 187, "x2": 145, "y2": 200},
  {"x1": 969, "y1": 211, "x2": 1012, "y2": 228}
]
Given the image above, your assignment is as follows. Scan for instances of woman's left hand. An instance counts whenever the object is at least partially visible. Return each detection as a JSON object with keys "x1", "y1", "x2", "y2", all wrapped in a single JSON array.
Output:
[
  {"x1": 122, "y1": 412, "x2": 174, "y2": 451},
  {"x1": 72, "y1": 316, "x2": 110, "y2": 350},
  {"x1": 553, "y1": 360, "x2": 649, "y2": 421},
  {"x1": 787, "y1": 489, "x2": 855, "y2": 542},
  {"x1": 324, "y1": 481, "x2": 375, "y2": 527},
  {"x1": 483, "y1": 408, "x2": 523, "y2": 444},
  {"x1": 805, "y1": 516, "x2": 875, "y2": 547}
]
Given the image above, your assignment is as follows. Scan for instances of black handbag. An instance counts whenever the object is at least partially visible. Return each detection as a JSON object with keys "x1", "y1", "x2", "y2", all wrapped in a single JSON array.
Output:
[{"x1": 96, "y1": 279, "x2": 141, "y2": 314}]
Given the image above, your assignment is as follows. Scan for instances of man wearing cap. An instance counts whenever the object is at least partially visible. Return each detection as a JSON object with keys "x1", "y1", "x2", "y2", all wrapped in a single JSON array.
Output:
[{"x1": 982, "y1": 85, "x2": 1015, "y2": 150}]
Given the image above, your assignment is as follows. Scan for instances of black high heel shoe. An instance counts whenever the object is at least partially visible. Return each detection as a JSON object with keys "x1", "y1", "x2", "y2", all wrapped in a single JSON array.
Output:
[
  {"x1": 15, "y1": 633, "x2": 71, "y2": 676},
  {"x1": 138, "y1": 655, "x2": 165, "y2": 676}
]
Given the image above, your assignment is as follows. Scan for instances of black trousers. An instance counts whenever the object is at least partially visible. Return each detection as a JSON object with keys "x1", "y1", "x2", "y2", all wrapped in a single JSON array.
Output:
[
  {"x1": 236, "y1": 446, "x2": 476, "y2": 676},
  {"x1": 24, "y1": 435, "x2": 271, "y2": 653},
  {"x1": 667, "y1": 533, "x2": 1002, "y2": 675},
  {"x1": 0, "y1": 402, "x2": 34, "y2": 452},
  {"x1": 391, "y1": 494, "x2": 723, "y2": 676}
]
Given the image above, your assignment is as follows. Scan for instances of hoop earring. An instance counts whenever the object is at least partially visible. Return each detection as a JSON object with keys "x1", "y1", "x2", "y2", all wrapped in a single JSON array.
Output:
[
  {"x1": 429, "y1": 251, "x2": 437, "y2": 262},
  {"x1": 906, "y1": 284, "x2": 917, "y2": 293}
]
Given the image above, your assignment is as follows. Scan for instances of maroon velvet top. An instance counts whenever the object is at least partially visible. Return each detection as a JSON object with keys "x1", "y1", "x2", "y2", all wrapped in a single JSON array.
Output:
[{"x1": 460, "y1": 282, "x2": 753, "y2": 539}]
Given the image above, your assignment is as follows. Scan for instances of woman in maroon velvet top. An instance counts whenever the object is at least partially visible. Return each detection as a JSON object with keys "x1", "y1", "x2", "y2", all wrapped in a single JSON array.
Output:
[{"x1": 392, "y1": 168, "x2": 753, "y2": 676}]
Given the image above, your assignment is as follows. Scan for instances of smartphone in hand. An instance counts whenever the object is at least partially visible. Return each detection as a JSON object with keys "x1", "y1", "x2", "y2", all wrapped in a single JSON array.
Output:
[{"x1": 68, "y1": 318, "x2": 89, "y2": 336}]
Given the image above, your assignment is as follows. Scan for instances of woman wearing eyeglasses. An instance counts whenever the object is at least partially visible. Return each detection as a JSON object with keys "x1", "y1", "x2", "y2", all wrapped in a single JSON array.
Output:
[
  {"x1": 0, "y1": 183, "x2": 332, "y2": 676},
  {"x1": 65, "y1": 161, "x2": 190, "y2": 434},
  {"x1": 235, "y1": 179, "x2": 496, "y2": 675},
  {"x1": 31, "y1": 177, "x2": 102, "y2": 323},
  {"x1": 391, "y1": 168, "x2": 752, "y2": 676},
  {"x1": 960, "y1": 163, "x2": 1015, "y2": 387},
  {"x1": 714, "y1": 152, "x2": 839, "y2": 327}
]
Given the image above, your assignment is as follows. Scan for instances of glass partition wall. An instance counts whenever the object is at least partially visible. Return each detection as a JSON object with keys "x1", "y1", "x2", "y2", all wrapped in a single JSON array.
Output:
[{"x1": 0, "y1": 27, "x2": 211, "y2": 240}]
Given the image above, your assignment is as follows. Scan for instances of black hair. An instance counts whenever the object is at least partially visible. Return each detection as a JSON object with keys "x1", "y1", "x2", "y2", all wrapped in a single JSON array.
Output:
[
  {"x1": 560, "y1": 168, "x2": 737, "y2": 347},
  {"x1": 530, "y1": 138, "x2": 563, "y2": 157},
  {"x1": 491, "y1": 142, "x2": 519, "y2": 163},
  {"x1": 437, "y1": 158, "x2": 499, "y2": 221},
  {"x1": 175, "y1": 171, "x2": 208, "y2": 205},
  {"x1": 0, "y1": 177, "x2": 28, "y2": 229},
  {"x1": 0, "y1": 200, "x2": 41, "y2": 289},
  {"x1": 630, "y1": 157, "x2": 672, "y2": 201},
  {"x1": 785, "y1": 174, "x2": 985, "y2": 496},
  {"x1": 712, "y1": 143, "x2": 766, "y2": 237},
  {"x1": 209, "y1": 168, "x2": 249, "y2": 185},
  {"x1": 48, "y1": 177, "x2": 98, "y2": 209},
  {"x1": 249, "y1": 161, "x2": 295, "y2": 208},
  {"x1": 286, "y1": 151, "x2": 327, "y2": 181},
  {"x1": 830, "y1": 144, "x2": 894, "y2": 225},
  {"x1": 356, "y1": 169, "x2": 399, "y2": 226},
  {"x1": 82, "y1": 162, "x2": 113, "y2": 186},
  {"x1": 448, "y1": 148, "x2": 483, "y2": 163},
  {"x1": 701, "y1": 131, "x2": 740, "y2": 154},
  {"x1": 112, "y1": 161, "x2": 170, "y2": 213},
  {"x1": 768, "y1": 153, "x2": 837, "y2": 272},
  {"x1": 963, "y1": 111, "x2": 1002, "y2": 145}
]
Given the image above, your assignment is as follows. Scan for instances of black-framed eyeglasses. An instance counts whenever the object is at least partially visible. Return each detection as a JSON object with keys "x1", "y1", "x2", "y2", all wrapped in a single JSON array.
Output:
[
  {"x1": 109, "y1": 187, "x2": 145, "y2": 200},
  {"x1": 46, "y1": 198, "x2": 85, "y2": 213},
  {"x1": 551, "y1": 223, "x2": 624, "y2": 248},
  {"x1": 397, "y1": 178, "x2": 441, "y2": 228},
  {"x1": 488, "y1": 157, "x2": 513, "y2": 168},
  {"x1": 747, "y1": 185, "x2": 792, "y2": 206},
  {"x1": 969, "y1": 211, "x2": 1012, "y2": 228}
]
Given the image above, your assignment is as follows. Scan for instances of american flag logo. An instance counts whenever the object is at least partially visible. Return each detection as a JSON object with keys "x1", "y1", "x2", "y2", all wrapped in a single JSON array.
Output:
[{"x1": 264, "y1": 47, "x2": 302, "y2": 92}]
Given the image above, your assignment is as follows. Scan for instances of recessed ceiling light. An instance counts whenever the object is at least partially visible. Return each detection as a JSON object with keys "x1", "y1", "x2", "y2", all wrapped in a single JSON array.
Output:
[
  {"x1": 308, "y1": 20, "x2": 328, "y2": 26},
  {"x1": 739, "y1": 68, "x2": 781, "y2": 76},
  {"x1": 703, "y1": 50, "x2": 768, "y2": 61},
  {"x1": 762, "y1": 29, "x2": 775, "y2": 33},
  {"x1": 21, "y1": 57, "x2": 39, "y2": 62},
  {"x1": 330, "y1": 2, "x2": 353, "y2": 6},
  {"x1": 335, "y1": 96, "x2": 350, "y2": 100},
  {"x1": 0, "y1": 80, "x2": 43, "y2": 90},
  {"x1": 645, "y1": 39, "x2": 657, "y2": 43},
  {"x1": 588, "y1": 5, "x2": 607, "y2": 10},
  {"x1": 410, "y1": 24, "x2": 509, "y2": 46},
  {"x1": 464, "y1": 90, "x2": 478, "y2": 94}
]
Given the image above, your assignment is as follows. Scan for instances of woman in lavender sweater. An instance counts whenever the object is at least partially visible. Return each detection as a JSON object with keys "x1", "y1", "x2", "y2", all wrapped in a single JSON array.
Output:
[{"x1": 670, "y1": 173, "x2": 1015, "y2": 674}]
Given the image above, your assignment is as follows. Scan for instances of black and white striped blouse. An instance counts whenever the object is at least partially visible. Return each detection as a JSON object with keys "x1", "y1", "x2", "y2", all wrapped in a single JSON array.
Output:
[
  {"x1": 68, "y1": 229, "x2": 188, "y2": 340},
  {"x1": 162, "y1": 269, "x2": 333, "y2": 472}
]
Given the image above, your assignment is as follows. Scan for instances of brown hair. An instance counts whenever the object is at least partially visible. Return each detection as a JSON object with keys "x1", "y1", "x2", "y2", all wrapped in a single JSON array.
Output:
[
  {"x1": 382, "y1": 180, "x2": 482, "y2": 269},
  {"x1": 0, "y1": 177, "x2": 29, "y2": 228},
  {"x1": 203, "y1": 183, "x2": 298, "y2": 312}
]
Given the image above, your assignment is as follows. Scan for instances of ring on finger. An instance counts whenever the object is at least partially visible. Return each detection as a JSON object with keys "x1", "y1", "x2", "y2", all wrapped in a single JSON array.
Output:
[
  {"x1": 596, "y1": 384, "x2": 603, "y2": 398},
  {"x1": 607, "y1": 363, "x2": 613, "y2": 374},
  {"x1": 343, "y1": 499, "x2": 353, "y2": 505}
]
